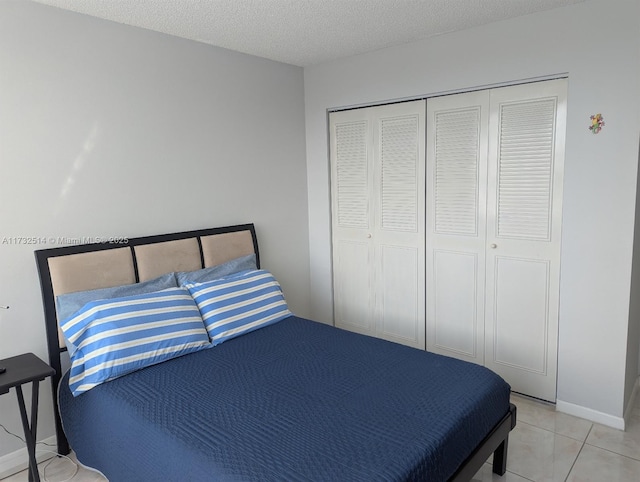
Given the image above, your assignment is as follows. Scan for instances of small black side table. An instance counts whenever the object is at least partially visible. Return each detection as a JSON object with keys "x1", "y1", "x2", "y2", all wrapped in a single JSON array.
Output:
[{"x1": 0, "y1": 353, "x2": 55, "y2": 482}]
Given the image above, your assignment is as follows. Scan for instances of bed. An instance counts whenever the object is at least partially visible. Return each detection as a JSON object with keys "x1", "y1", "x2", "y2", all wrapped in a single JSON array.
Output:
[{"x1": 35, "y1": 223, "x2": 516, "y2": 481}]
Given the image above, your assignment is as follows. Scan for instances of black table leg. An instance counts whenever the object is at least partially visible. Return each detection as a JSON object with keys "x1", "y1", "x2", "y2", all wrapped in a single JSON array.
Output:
[{"x1": 15, "y1": 382, "x2": 41, "y2": 482}]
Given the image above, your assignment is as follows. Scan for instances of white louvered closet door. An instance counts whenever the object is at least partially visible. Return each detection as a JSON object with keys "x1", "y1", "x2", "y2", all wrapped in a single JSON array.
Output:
[
  {"x1": 426, "y1": 91, "x2": 489, "y2": 365},
  {"x1": 330, "y1": 100, "x2": 425, "y2": 349},
  {"x1": 425, "y1": 79, "x2": 566, "y2": 401},
  {"x1": 484, "y1": 80, "x2": 567, "y2": 402}
]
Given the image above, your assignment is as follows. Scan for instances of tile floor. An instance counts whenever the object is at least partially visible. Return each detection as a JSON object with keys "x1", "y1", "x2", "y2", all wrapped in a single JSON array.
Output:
[
  {"x1": 3, "y1": 393, "x2": 640, "y2": 481},
  {"x1": 471, "y1": 393, "x2": 640, "y2": 482}
]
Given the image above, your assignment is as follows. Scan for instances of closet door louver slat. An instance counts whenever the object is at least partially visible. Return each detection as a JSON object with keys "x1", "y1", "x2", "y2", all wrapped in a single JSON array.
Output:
[
  {"x1": 380, "y1": 115, "x2": 419, "y2": 232},
  {"x1": 434, "y1": 108, "x2": 481, "y2": 236},
  {"x1": 496, "y1": 99, "x2": 556, "y2": 241},
  {"x1": 335, "y1": 121, "x2": 369, "y2": 229}
]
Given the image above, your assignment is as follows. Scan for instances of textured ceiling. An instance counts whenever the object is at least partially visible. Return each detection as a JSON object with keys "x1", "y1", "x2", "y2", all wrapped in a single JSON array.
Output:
[{"x1": 33, "y1": 0, "x2": 585, "y2": 66}]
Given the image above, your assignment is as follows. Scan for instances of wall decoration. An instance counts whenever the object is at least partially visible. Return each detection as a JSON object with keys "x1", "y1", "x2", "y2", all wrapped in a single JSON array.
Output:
[{"x1": 589, "y1": 113, "x2": 605, "y2": 134}]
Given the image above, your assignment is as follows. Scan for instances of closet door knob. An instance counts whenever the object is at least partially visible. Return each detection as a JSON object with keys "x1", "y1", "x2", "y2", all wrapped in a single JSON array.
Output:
[
  {"x1": 490, "y1": 243, "x2": 497, "y2": 249},
  {"x1": 367, "y1": 233, "x2": 372, "y2": 238}
]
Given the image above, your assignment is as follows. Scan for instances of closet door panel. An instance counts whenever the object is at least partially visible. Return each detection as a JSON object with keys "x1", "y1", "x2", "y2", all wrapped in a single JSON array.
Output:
[
  {"x1": 432, "y1": 250, "x2": 479, "y2": 357},
  {"x1": 333, "y1": 240, "x2": 374, "y2": 334},
  {"x1": 378, "y1": 244, "x2": 422, "y2": 347},
  {"x1": 426, "y1": 91, "x2": 489, "y2": 364},
  {"x1": 485, "y1": 79, "x2": 566, "y2": 402},
  {"x1": 490, "y1": 256, "x2": 549, "y2": 373}
]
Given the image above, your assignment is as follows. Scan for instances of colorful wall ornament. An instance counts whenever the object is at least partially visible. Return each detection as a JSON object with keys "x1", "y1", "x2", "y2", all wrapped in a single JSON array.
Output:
[{"x1": 589, "y1": 113, "x2": 605, "y2": 134}]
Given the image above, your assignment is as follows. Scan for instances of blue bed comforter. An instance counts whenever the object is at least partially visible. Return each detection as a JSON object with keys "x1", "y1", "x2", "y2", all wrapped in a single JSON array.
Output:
[{"x1": 59, "y1": 316, "x2": 511, "y2": 481}]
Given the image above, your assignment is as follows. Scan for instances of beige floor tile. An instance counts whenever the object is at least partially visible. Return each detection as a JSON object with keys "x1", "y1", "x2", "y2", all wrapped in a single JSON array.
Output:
[
  {"x1": 0, "y1": 470, "x2": 24, "y2": 482},
  {"x1": 567, "y1": 444, "x2": 640, "y2": 482},
  {"x1": 505, "y1": 421, "x2": 583, "y2": 482},
  {"x1": 627, "y1": 395, "x2": 640, "y2": 418},
  {"x1": 44, "y1": 452, "x2": 106, "y2": 482},
  {"x1": 586, "y1": 420, "x2": 640, "y2": 461},
  {"x1": 471, "y1": 462, "x2": 534, "y2": 481},
  {"x1": 511, "y1": 394, "x2": 593, "y2": 442},
  {"x1": 1, "y1": 452, "x2": 106, "y2": 482}
]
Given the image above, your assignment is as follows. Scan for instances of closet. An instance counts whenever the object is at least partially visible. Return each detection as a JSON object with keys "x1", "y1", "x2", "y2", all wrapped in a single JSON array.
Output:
[{"x1": 330, "y1": 79, "x2": 567, "y2": 402}]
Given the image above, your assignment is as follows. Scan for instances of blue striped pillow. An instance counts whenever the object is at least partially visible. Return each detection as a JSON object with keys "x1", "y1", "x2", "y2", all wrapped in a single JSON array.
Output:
[
  {"x1": 61, "y1": 287, "x2": 211, "y2": 396},
  {"x1": 185, "y1": 269, "x2": 291, "y2": 346}
]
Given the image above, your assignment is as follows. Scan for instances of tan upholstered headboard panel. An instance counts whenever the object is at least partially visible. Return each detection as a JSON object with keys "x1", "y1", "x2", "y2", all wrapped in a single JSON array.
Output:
[
  {"x1": 48, "y1": 247, "x2": 136, "y2": 296},
  {"x1": 134, "y1": 238, "x2": 202, "y2": 281},
  {"x1": 201, "y1": 231, "x2": 255, "y2": 267},
  {"x1": 36, "y1": 224, "x2": 259, "y2": 351}
]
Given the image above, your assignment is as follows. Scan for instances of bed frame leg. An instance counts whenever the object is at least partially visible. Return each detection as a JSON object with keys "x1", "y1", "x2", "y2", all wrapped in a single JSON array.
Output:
[{"x1": 492, "y1": 436, "x2": 508, "y2": 475}]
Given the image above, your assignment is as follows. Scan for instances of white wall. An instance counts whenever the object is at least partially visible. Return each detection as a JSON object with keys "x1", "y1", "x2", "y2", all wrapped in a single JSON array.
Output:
[
  {"x1": 0, "y1": 1, "x2": 309, "y2": 461},
  {"x1": 304, "y1": 0, "x2": 640, "y2": 423}
]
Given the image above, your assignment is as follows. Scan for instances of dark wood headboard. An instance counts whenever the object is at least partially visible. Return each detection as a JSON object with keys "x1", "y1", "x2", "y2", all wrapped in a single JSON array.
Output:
[{"x1": 35, "y1": 223, "x2": 259, "y2": 454}]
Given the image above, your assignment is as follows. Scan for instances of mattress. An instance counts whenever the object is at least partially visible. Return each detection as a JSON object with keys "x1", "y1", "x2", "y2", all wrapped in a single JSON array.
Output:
[{"x1": 59, "y1": 316, "x2": 511, "y2": 481}]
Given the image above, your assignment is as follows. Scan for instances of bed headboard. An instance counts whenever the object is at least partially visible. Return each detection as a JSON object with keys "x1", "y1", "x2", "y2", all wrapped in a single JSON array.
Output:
[{"x1": 34, "y1": 223, "x2": 259, "y2": 454}]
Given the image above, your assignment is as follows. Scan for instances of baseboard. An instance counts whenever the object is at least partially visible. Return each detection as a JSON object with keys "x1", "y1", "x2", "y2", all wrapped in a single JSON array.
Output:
[
  {"x1": 556, "y1": 399, "x2": 625, "y2": 430},
  {"x1": 0, "y1": 435, "x2": 57, "y2": 479}
]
